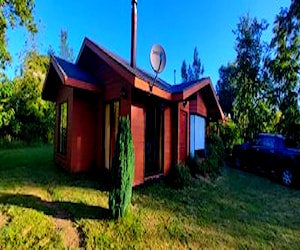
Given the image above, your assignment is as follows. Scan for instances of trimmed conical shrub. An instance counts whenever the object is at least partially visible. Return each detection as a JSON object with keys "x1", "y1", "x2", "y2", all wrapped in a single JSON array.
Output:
[{"x1": 109, "y1": 116, "x2": 135, "y2": 218}]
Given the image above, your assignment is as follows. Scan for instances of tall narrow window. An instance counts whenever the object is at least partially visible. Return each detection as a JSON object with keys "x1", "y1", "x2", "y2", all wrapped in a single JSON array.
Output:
[{"x1": 58, "y1": 102, "x2": 67, "y2": 154}]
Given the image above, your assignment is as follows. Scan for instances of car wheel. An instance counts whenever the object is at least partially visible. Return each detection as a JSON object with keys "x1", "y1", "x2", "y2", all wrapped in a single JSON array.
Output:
[{"x1": 282, "y1": 169, "x2": 293, "y2": 187}]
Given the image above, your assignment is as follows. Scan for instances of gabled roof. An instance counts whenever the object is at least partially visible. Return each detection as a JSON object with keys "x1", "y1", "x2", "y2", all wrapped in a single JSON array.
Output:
[
  {"x1": 43, "y1": 37, "x2": 224, "y2": 119},
  {"x1": 42, "y1": 55, "x2": 101, "y2": 101},
  {"x1": 53, "y1": 56, "x2": 98, "y2": 86},
  {"x1": 78, "y1": 38, "x2": 209, "y2": 94}
]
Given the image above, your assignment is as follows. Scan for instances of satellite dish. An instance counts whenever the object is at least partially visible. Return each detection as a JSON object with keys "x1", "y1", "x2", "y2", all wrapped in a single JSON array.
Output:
[{"x1": 150, "y1": 44, "x2": 166, "y2": 74}]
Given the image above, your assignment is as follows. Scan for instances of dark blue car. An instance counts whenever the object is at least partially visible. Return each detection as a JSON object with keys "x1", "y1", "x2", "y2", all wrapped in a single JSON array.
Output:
[{"x1": 232, "y1": 133, "x2": 300, "y2": 187}]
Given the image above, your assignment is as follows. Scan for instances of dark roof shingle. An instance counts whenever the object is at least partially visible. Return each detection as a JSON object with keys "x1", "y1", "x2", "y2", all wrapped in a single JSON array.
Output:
[{"x1": 53, "y1": 56, "x2": 97, "y2": 85}]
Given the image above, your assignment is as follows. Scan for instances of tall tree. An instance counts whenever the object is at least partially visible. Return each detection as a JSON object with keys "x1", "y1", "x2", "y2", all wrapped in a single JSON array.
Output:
[
  {"x1": 0, "y1": 81, "x2": 15, "y2": 133},
  {"x1": 181, "y1": 47, "x2": 204, "y2": 82},
  {"x1": 181, "y1": 60, "x2": 188, "y2": 82},
  {"x1": 12, "y1": 51, "x2": 55, "y2": 142},
  {"x1": 266, "y1": 0, "x2": 300, "y2": 138},
  {"x1": 0, "y1": 0, "x2": 37, "y2": 70},
  {"x1": 232, "y1": 15, "x2": 271, "y2": 140},
  {"x1": 192, "y1": 47, "x2": 204, "y2": 80},
  {"x1": 59, "y1": 29, "x2": 74, "y2": 62},
  {"x1": 216, "y1": 63, "x2": 237, "y2": 116}
]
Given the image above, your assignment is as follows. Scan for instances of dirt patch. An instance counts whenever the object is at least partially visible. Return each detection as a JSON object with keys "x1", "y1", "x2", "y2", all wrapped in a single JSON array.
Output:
[
  {"x1": 0, "y1": 214, "x2": 8, "y2": 228},
  {"x1": 42, "y1": 201, "x2": 81, "y2": 249},
  {"x1": 54, "y1": 217, "x2": 80, "y2": 249}
]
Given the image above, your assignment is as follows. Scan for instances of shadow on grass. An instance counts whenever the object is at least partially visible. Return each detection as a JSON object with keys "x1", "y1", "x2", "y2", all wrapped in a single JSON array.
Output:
[
  {"x1": 0, "y1": 145, "x2": 110, "y2": 191},
  {"x1": 0, "y1": 193, "x2": 110, "y2": 220}
]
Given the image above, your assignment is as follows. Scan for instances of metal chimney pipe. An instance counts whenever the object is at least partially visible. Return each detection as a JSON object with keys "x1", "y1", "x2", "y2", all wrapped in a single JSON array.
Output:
[{"x1": 131, "y1": 0, "x2": 137, "y2": 68}]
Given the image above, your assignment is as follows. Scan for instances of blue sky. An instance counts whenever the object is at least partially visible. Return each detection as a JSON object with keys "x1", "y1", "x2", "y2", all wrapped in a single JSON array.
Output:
[{"x1": 7, "y1": 0, "x2": 291, "y2": 86}]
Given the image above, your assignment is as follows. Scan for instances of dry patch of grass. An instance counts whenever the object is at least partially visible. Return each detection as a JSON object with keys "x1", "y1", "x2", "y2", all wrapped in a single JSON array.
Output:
[{"x1": 0, "y1": 214, "x2": 8, "y2": 229}]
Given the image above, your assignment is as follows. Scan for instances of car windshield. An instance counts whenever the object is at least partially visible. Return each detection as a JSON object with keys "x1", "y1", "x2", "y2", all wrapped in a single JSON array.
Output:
[{"x1": 254, "y1": 135, "x2": 275, "y2": 148}]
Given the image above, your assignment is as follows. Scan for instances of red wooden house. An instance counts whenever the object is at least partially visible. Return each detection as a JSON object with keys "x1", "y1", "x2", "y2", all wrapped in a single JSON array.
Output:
[{"x1": 42, "y1": 37, "x2": 224, "y2": 186}]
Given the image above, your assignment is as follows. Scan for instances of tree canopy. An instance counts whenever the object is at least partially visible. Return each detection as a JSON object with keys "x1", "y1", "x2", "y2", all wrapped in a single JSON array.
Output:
[
  {"x1": 0, "y1": 0, "x2": 37, "y2": 70},
  {"x1": 181, "y1": 47, "x2": 204, "y2": 82},
  {"x1": 217, "y1": 0, "x2": 300, "y2": 145}
]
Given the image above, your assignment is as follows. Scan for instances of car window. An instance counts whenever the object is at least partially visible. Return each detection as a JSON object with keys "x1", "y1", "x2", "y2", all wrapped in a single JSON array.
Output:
[
  {"x1": 285, "y1": 138, "x2": 297, "y2": 148},
  {"x1": 256, "y1": 136, "x2": 275, "y2": 148}
]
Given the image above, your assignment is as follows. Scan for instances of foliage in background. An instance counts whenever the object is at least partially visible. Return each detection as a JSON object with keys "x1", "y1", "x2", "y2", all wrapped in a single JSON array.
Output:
[
  {"x1": 167, "y1": 164, "x2": 191, "y2": 189},
  {"x1": 216, "y1": 63, "x2": 237, "y2": 116},
  {"x1": 109, "y1": 116, "x2": 135, "y2": 219},
  {"x1": 0, "y1": 27, "x2": 75, "y2": 145},
  {"x1": 9, "y1": 51, "x2": 54, "y2": 143},
  {"x1": 0, "y1": 82, "x2": 15, "y2": 132},
  {"x1": 59, "y1": 29, "x2": 74, "y2": 62},
  {"x1": 266, "y1": 0, "x2": 300, "y2": 141},
  {"x1": 210, "y1": 119, "x2": 243, "y2": 156},
  {"x1": 200, "y1": 133, "x2": 225, "y2": 177},
  {"x1": 181, "y1": 47, "x2": 204, "y2": 82},
  {"x1": 217, "y1": 0, "x2": 300, "y2": 145},
  {"x1": 0, "y1": 0, "x2": 37, "y2": 71},
  {"x1": 232, "y1": 15, "x2": 273, "y2": 141}
]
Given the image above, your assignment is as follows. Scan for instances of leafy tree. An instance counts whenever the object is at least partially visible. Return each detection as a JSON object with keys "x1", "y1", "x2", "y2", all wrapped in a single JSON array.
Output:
[
  {"x1": 216, "y1": 63, "x2": 237, "y2": 116},
  {"x1": 232, "y1": 15, "x2": 272, "y2": 140},
  {"x1": 109, "y1": 116, "x2": 135, "y2": 219},
  {"x1": 11, "y1": 51, "x2": 55, "y2": 142},
  {"x1": 181, "y1": 47, "x2": 204, "y2": 82},
  {"x1": 0, "y1": 0, "x2": 37, "y2": 70},
  {"x1": 266, "y1": 0, "x2": 300, "y2": 138},
  {"x1": 59, "y1": 29, "x2": 74, "y2": 62},
  {"x1": 0, "y1": 82, "x2": 15, "y2": 132}
]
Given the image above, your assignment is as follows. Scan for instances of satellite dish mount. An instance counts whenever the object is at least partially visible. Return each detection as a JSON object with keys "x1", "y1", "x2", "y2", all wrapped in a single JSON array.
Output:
[{"x1": 149, "y1": 44, "x2": 166, "y2": 92}]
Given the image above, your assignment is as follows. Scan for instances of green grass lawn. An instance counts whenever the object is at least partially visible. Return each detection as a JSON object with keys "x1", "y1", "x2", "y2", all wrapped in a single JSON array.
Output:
[{"x1": 0, "y1": 145, "x2": 300, "y2": 249}]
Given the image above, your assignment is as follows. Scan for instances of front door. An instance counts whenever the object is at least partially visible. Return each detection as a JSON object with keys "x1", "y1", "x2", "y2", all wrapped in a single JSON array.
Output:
[{"x1": 145, "y1": 103, "x2": 164, "y2": 176}]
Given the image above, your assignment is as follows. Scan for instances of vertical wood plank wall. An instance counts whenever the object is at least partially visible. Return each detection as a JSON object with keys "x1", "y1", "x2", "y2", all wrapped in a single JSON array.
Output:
[
  {"x1": 131, "y1": 105, "x2": 145, "y2": 186},
  {"x1": 164, "y1": 106, "x2": 172, "y2": 175},
  {"x1": 70, "y1": 90, "x2": 97, "y2": 172}
]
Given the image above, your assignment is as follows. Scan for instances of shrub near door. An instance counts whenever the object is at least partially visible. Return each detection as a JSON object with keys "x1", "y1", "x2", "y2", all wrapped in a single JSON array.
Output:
[{"x1": 109, "y1": 116, "x2": 135, "y2": 218}]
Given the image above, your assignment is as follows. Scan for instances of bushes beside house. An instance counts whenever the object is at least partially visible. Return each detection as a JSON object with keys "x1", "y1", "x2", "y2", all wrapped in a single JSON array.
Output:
[
  {"x1": 167, "y1": 164, "x2": 191, "y2": 189},
  {"x1": 188, "y1": 133, "x2": 225, "y2": 178},
  {"x1": 168, "y1": 133, "x2": 225, "y2": 189}
]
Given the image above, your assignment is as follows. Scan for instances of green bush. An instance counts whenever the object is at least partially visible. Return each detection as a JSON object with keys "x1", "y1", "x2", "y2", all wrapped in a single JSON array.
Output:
[
  {"x1": 210, "y1": 119, "x2": 243, "y2": 156},
  {"x1": 109, "y1": 116, "x2": 135, "y2": 219},
  {"x1": 186, "y1": 154, "x2": 202, "y2": 177},
  {"x1": 167, "y1": 164, "x2": 191, "y2": 189},
  {"x1": 200, "y1": 133, "x2": 225, "y2": 177}
]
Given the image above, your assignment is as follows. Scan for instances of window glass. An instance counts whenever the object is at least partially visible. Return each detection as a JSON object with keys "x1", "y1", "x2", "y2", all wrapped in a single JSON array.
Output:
[{"x1": 58, "y1": 102, "x2": 67, "y2": 154}]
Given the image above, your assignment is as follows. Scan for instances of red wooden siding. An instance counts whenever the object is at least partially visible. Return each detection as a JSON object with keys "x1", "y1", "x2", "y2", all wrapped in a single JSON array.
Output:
[
  {"x1": 179, "y1": 110, "x2": 187, "y2": 163},
  {"x1": 164, "y1": 106, "x2": 172, "y2": 175},
  {"x1": 131, "y1": 105, "x2": 145, "y2": 186},
  {"x1": 120, "y1": 85, "x2": 132, "y2": 117},
  {"x1": 95, "y1": 99, "x2": 103, "y2": 170},
  {"x1": 70, "y1": 89, "x2": 97, "y2": 172},
  {"x1": 189, "y1": 92, "x2": 207, "y2": 117},
  {"x1": 54, "y1": 85, "x2": 73, "y2": 171}
]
